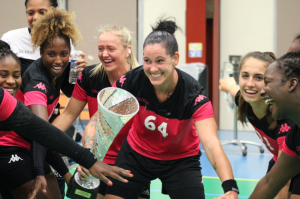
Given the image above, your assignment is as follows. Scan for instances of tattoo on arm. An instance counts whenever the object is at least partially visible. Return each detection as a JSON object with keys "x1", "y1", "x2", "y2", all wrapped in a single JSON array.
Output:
[
  {"x1": 213, "y1": 163, "x2": 217, "y2": 170},
  {"x1": 82, "y1": 114, "x2": 97, "y2": 148}
]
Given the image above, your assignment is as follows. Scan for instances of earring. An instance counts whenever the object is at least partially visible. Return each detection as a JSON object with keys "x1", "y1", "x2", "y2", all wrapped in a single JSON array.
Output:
[
  {"x1": 172, "y1": 59, "x2": 175, "y2": 63},
  {"x1": 127, "y1": 48, "x2": 131, "y2": 54}
]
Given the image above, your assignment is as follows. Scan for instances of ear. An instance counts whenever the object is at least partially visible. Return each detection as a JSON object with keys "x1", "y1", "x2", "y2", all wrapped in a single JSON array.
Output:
[
  {"x1": 126, "y1": 46, "x2": 132, "y2": 58},
  {"x1": 288, "y1": 78, "x2": 299, "y2": 92},
  {"x1": 172, "y1": 52, "x2": 180, "y2": 66}
]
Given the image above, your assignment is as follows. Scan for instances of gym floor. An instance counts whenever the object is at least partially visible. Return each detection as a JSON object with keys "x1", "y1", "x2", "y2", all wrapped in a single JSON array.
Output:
[{"x1": 64, "y1": 129, "x2": 270, "y2": 199}]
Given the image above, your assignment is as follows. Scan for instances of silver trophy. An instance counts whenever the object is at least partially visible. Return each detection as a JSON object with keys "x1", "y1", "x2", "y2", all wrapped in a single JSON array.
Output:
[{"x1": 67, "y1": 87, "x2": 139, "y2": 199}]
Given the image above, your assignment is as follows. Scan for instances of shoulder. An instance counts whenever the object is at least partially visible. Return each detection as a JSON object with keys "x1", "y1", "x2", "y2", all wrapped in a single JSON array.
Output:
[{"x1": 2, "y1": 27, "x2": 29, "y2": 39}]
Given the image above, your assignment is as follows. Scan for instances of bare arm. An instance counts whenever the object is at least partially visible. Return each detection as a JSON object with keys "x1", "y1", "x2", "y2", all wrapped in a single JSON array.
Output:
[
  {"x1": 249, "y1": 152, "x2": 300, "y2": 199},
  {"x1": 274, "y1": 150, "x2": 290, "y2": 199},
  {"x1": 51, "y1": 96, "x2": 86, "y2": 132},
  {"x1": 196, "y1": 117, "x2": 238, "y2": 199},
  {"x1": 81, "y1": 112, "x2": 97, "y2": 148},
  {"x1": 219, "y1": 77, "x2": 239, "y2": 99}
]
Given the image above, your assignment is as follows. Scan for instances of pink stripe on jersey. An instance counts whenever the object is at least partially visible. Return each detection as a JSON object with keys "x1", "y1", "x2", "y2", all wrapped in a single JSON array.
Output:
[
  {"x1": 86, "y1": 96, "x2": 97, "y2": 118},
  {"x1": 192, "y1": 102, "x2": 214, "y2": 122},
  {"x1": 72, "y1": 82, "x2": 87, "y2": 102},
  {"x1": 0, "y1": 89, "x2": 17, "y2": 121},
  {"x1": 282, "y1": 141, "x2": 298, "y2": 158},
  {"x1": 24, "y1": 91, "x2": 47, "y2": 107},
  {"x1": 277, "y1": 136, "x2": 286, "y2": 151},
  {"x1": 0, "y1": 131, "x2": 30, "y2": 150}
]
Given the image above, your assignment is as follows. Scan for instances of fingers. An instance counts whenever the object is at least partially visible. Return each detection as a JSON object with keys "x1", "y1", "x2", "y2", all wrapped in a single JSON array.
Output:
[
  {"x1": 75, "y1": 52, "x2": 87, "y2": 71},
  {"x1": 78, "y1": 165, "x2": 90, "y2": 180}
]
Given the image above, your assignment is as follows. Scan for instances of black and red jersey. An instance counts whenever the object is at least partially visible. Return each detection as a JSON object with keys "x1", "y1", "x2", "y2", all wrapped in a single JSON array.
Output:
[
  {"x1": 72, "y1": 64, "x2": 111, "y2": 117},
  {"x1": 3, "y1": 58, "x2": 72, "y2": 149},
  {"x1": 235, "y1": 91, "x2": 295, "y2": 161},
  {"x1": 283, "y1": 125, "x2": 300, "y2": 158},
  {"x1": 113, "y1": 66, "x2": 214, "y2": 161}
]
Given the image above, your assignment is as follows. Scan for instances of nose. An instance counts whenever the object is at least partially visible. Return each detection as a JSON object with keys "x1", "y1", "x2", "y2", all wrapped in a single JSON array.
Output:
[
  {"x1": 6, "y1": 76, "x2": 15, "y2": 85},
  {"x1": 149, "y1": 63, "x2": 159, "y2": 73},
  {"x1": 55, "y1": 55, "x2": 63, "y2": 64},
  {"x1": 32, "y1": 12, "x2": 41, "y2": 21},
  {"x1": 246, "y1": 77, "x2": 255, "y2": 87},
  {"x1": 260, "y1": 87, "x2": 266, "y2": 97},
  {"x1": 102, "y1": 50, "x2": 109, "y2": 57}
]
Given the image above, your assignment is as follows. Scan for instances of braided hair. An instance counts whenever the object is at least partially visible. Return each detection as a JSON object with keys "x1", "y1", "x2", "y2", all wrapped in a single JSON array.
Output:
[
  {"x1": 276, "y1": 51, "x2": 300, "y2": 83},
  {"x1": 0, "y1": 41, "x2": 21, "y2": 65},
  {"x1": 143, "y1": 17, "x2": 181, "y2": 56}
]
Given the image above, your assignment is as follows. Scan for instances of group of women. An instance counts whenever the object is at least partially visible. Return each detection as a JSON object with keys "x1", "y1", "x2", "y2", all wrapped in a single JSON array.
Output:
[{"x1": 1, "y1": 0, "x2": 300, "y2": 199}]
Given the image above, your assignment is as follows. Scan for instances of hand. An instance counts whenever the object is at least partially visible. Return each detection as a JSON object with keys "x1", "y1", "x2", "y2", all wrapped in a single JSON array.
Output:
[
  {"x1": 77, "y1": 165, "x2": 91, "y2": 180},
  {"x1": 214, "y1": 191, "x2": 238, "y2": 199},
  {"x1": 74, "y1": 52, "x2": 87, "y2": 72},
  {"x1": 28, "y1": 175, "x2": 47, "y2": 199},
  {"x1": 219, "y1": 77, "x2": 237, "y2": 92},
  {"x1": 89, "y1": 161, "x2": 133, "y2": 186}
]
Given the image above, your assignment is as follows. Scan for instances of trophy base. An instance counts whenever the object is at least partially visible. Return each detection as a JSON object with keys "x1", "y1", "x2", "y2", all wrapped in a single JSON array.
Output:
[{"x1": 67, "y1": 170, "x2": 99, "y2": 199}]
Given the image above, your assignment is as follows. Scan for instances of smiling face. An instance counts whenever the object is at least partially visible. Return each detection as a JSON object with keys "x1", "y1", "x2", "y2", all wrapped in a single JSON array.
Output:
[
  {"x1": 143, "y1": 43, "x2": 179, "y2": 89},
  {"x1": 97, "y1": 32, "x2": 129, "y2": 73},
  {"x1": 239, "y1": 57, "x2": 267, "y2": 105},
  {"x1": 26, "y1": 0, "x2": 51, "y2": 30},
  {"x1": 40, "y1": 37, "x2": 70, "y2": 80},
  {"x1": 0, "y1": 56, "x2": 22, "y2": 97},
  {"x1": 261, "y1": 62, "x2": 290, "y2": 120}
]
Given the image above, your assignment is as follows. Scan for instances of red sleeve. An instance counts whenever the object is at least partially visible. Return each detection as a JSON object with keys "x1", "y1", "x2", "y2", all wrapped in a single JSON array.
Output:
[
  {"x1": 0, "y1": 89, "x2": 17, "y2": 121},
  {"x1": 72, "y1": 82, "x2": 87, "y2": 102},
  {"x1": 192, "y1": 101, "x2": 214, "y2": 122},
  {"x1": 282, "y1": 140, "x2": 298, "y2": 158},
  {"x1": 277, "y1": 136, "x2": 286, "y2": 151},
  {"x1": 24, "y1": 91, "x2": 47, "y2": 107}
]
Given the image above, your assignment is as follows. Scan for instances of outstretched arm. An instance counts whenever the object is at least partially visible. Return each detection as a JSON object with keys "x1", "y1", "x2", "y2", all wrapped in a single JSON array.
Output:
[
  {"x1": 249, "y1": 152, "x2": 300, "y2": 199},
  {"x1": 219, "y1": 77, "x2": 239, "y2": 99},
  {"x1": 196, "y1": 117, "x2": 238, "y2": 199}
]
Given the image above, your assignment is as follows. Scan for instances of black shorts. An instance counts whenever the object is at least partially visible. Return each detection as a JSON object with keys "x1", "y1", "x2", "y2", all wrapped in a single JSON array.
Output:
[
  {"x1": 0, "y1": 146, "x2": 51, "y2": 192},
  {"x1": 98, "y1": 165, "x2": 150, "y2": 198},
  {"x1": 106, "y1": 139, "x2": 204, "y2": 199},
  {"x1": 267, "y1": 158, "x2": 300, "y2": 195}
]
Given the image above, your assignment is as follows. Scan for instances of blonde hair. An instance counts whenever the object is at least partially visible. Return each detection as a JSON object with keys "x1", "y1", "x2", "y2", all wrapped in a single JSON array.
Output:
[
  {"x1": 31, "y1": 7, "x2": 81, "y2": 50},
  {"x1": 91, "y1": 25, "x2": 139, "y2": 77}
]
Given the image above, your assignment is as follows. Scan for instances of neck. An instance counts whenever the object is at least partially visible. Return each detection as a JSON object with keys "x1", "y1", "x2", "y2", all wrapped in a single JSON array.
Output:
[
  {"x1": 106, "y1": 63, "x2": 130, "y2": 85},
  {"x1": 154, "y1": 70, "x2": 178, "y2": 95},
  {"x1": 250, "y1": 100, "x2": 268, "y2": 119}
]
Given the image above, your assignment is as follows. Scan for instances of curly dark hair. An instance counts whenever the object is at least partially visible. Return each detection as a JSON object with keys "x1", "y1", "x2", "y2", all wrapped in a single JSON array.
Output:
[
  {"x1": 25, "y1": 0, "x2": 58, "y2": 8},
  {"x1": 276, "y1": 51, "x2": 300, "y2": 83},
  {"x1": 0, "y1": 41, "x2": 21, "y2": 66},
  {"x1": 31, "y1": 7, "x2": 81, "y2": 51}
]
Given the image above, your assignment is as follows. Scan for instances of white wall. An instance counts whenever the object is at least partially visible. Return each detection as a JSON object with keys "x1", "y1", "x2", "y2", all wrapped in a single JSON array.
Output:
[
  {"x1": 219, "y1": 0, "x2": 275, "y2": 131},
  {"x1": 139, "y1": 0, "x2": 186, "y2": 67}
]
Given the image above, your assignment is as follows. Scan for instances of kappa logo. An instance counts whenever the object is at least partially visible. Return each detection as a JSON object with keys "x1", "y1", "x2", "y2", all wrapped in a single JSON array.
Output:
[
  {"x1": 119, "y1": 75, "x2": 126, "y2": 87},
  {"x1": 279, "y1": 123, "x2": 291, "y2": 134},
  {"x1": 78, "y1": 73, "x2": 83, "y2": 83},
  {"x1": 33, "y1": 82, "x2": 47, "y2": 93},
  {"x1": 8, "y1": 154, "x2": 23, "y2": 163},
  {"x1": 194, "y1": 94, "x2": 206, "y2": 105}
]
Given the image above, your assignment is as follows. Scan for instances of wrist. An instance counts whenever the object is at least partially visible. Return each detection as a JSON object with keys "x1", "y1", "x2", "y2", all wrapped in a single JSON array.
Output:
[{"x1": 222, "y1": 179, "x2": 239, "y2": 194}]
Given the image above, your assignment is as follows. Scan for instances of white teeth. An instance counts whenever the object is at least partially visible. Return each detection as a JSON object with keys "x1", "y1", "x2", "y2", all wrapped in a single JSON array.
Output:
[
  {"x1": 104, "y1": 60, "x2": 113, "y2": 63},
  {"x1": 151, "y1": 73, "x2": 162, "y2": 77},
  {"x1": 53, "y1": 66, "x2": 62, "y2": 70},
  {"x1": 245, "y1": 90, "x2": 257, "y2": 94},
  {"x1": 5, "y1": 88, "x2": 15, "y2": 92},
  {"x1": 264, "y1": 99, "x2": 274, "y2": 104}
]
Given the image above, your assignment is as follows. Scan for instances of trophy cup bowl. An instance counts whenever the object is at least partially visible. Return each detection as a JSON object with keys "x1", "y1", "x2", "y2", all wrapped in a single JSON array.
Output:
[{"x1": 67, "y1": 87, "x2": 139, "y2": 199}]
